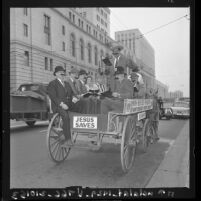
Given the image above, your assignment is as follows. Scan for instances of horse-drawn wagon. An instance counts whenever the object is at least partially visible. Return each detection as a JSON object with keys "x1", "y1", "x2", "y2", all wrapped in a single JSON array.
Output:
[{"x1": 47, "y1": 98, "x2": 158, "y2": 173}]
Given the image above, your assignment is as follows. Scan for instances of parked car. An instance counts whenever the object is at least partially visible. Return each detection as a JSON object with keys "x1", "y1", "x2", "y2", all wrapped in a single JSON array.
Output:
[
  {"x1": 10, "y1": 82, "x2": 50, "y2": 127},
  {"x1": 159, "y1": 102, "x2": 173, "y2": 120},
  {"x1": 170, "y1": 101, "x2": 190, "y2": 119}
]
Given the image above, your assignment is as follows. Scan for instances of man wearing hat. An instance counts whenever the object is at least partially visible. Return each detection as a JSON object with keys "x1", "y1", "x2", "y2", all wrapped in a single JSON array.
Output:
[
  {"x1": 100, "y1": 66, "x2": 134, "y2": 114},
  {"x1": 66, "y1": 66, "x2": 79, "y2": 95},
  {"x1": 104, "y1": 44, "x2": 139, "y2": 92},
  {"x1": 47, "y1": 66, "x2": 74, "y2": 146},
  {"x1": 75, "y1": 69, "x2": 88, "y2": 95}
]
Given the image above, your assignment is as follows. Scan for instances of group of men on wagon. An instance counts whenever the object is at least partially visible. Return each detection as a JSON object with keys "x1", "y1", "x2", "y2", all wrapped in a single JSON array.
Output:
[{"x1": 47, "y1": 44, "x2": 159, "y2": 147}]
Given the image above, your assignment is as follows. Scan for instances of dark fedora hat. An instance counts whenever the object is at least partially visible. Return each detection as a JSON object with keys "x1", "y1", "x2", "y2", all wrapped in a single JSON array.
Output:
[
  {"x1": 114, "y1": 66, "x2": 125, "y2": 75},
  {"x1": 79, "y1": 69, "x2": 88, "y2": 76},
  {"x1": 53, "y1": 66, "x2": 66, "y2": 76}
]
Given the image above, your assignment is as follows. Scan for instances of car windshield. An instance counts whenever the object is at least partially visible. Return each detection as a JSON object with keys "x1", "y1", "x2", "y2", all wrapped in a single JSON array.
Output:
[
  {"x1": 19, "y1": 85, "x2": 39, "y2": 91},
  {"x1": 174, "y1": 102, "x2": 189, "y2": 108}
]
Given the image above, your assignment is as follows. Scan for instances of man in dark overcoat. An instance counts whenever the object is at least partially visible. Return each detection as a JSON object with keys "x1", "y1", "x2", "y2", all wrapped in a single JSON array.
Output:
[
  {"x1": 104, "y1": 44, "x2": 139, "y2": 92},
  {"x1": 47, "y1": 66, "x2": 74, "y2": 146}
]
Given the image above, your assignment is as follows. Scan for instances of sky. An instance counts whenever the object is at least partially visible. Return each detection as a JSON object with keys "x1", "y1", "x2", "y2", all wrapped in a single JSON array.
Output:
[{"x1": 109, "y1": 7, "x2": 190, "y2": 97}]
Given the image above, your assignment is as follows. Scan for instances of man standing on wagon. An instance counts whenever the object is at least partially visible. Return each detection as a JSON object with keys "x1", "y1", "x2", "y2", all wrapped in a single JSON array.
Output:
[
  {"x1": 47, "y1": 66, "x2": 74, "y2": 147},
  {"x1": 103, "y1": 43, "x2": 139, "y2": 92}
]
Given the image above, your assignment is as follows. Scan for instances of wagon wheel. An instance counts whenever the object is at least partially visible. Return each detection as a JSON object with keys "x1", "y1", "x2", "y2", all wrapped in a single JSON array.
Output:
[
  {"x1": 121, "y1": 115, "x2": 137, "y2": 173},
  {"x1": 141, "y1": 118, "x2": 154, "y2": 153},
  {"x1": 46, "y1": 113, "x2": 71, "y2": 163}
]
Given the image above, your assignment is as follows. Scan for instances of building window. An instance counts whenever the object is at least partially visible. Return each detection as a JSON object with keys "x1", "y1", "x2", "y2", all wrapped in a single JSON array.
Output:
[
  {"x1": 50, "y1": 59, "x2": 53, "y2": 71},
  {"x1": 64, "y1": 63, "x2": 66, "y2": 71},
  {"x1": 23, "y1": 8, "x2": 28, "y2": 16},
  {"x1": 44, "y1": 15, "x2": 51, "y2": 45},
  {"x1": 101, "y1": 19, "x2": 104, "y2": 25},
  {"x1": 88, "y1": 43, "x2": 91, "y2": 63},
  {"x1": 62, "y1": 42, "x2": 65, "y2": 51},
  {"x1": 78, "y1": 19, "x2": 81, "y2": 26},
  {"x1": 105, "y1": 13, "x2": 107, "y2": 19},
  {"x1": 72, "y1": 14, "x2": 75, "y2": 23},
  {"x1": 94, "y1": 46, "x2": 98, "y2": 66},
  {"x1": 45, "y1": 57, "x2": 48, "y2": 70},
  {"x1": 129, "y1": 39, "x2": 131, "y2": 49},
  {"x1": 89, "y1": 26, "x2": 91, "y2": 34},
  {"x1": 70, "y1": 33, "x2": 76, "y2": 57},
  {"x1": 69, "y1": 12, "x2": 72, "y2": 20},
  {"x1": 100, "y1": 50, "x2": 104, "y2": 67},
  {"x1": 81, "y1": 21, "x2": 84, "y2": 28},
  {"x1": 62, "y1": 25, "x2": 65, "y2": 35},
  {"x1": 24, "y1": 51, "x2": 29, "y2": 66},
  {"x1": 80, "y1": 39, "x2": 84, "y2": 61},
  {"x1": 101, "y1": 9, "x2": 103, "y2": 15},
  {"x1": 105, "y1": 22, "x2": 107, "y2": 28},
  {"x1": 23, "y1": 24, "x2": 28, "y2": 37}
]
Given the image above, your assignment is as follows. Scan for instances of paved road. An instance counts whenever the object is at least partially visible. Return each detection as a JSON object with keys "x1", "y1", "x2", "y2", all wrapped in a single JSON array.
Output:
[{"x1": 10, "y1": 119, "x2": 189, "y2": 188}]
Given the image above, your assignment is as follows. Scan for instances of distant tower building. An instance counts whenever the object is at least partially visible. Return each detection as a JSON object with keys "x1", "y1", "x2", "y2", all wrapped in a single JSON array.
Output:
[
  {"x1": 75, "y1": 7, "x2": 110, "y2": 36},
  {"x1": 115, "y1": 29, "x2": 155, "y2": 91}
]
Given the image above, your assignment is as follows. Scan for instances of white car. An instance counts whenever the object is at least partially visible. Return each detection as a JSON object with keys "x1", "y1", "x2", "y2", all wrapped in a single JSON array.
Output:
[{"x1": 170, "y1": 101, "x2": 190, "y2": 119}]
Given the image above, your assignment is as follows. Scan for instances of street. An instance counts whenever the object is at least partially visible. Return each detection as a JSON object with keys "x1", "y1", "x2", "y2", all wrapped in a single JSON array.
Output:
[{"x1": 10, "y1": 119, "x2": 189, "y2": 188}]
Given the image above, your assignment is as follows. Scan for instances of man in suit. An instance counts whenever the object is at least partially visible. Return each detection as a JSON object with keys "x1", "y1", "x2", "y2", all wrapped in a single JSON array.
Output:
[
  {"x1": 73, "y1": 69, "x2": 91, "y2": 113},
  {"x1": 100, "y1": 66, "x2": 134, "y2": 114},
  {"x1": 66, "y1": 67, "x2": 79, "y2": 95},
  {"x1": 75, "y1": 69, "x2": 88, "y2": 95},
  {"x1": 47, "y1": 66, "x2": 74, "y2": 146},
  {"x1": 104, "y1": 44, "x2": 139, "y2": 92}
]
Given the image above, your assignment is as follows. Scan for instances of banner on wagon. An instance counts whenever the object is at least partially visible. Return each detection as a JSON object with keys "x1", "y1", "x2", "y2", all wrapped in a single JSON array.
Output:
[{"x1": 73, "y1": 116, "x2": 98, "y2": 129}]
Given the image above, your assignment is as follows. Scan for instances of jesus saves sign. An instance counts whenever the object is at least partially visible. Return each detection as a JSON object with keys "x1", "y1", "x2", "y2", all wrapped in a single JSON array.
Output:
[{"x1": 73, "y1": 116, "x2": 98, "y2": 129}]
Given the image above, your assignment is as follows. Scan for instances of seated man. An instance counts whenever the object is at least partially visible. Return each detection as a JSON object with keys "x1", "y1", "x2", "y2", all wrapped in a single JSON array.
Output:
[
  {"x1": 100, "y1": 66, "x2": 134, "y2": 114},
  {"x1": 47, "y1": 66, "x2": 74, "y2": 147}
]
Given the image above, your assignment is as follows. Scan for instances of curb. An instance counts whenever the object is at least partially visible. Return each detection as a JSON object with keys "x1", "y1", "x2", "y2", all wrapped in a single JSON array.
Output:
[{"x1": 146, "y1": 121, "x2": 189, "y2": 188}]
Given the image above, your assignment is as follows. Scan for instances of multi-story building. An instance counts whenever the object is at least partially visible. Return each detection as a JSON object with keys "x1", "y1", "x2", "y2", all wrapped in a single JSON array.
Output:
[
  {"x1": 168, "y1": 90, "x2": 183, "y2": 99},
  {"x1": 155, "y1": 80, "x2": 169, "y2": 98},
  {"x1": 75, "y1": 7, "x2": 110, "y2": 36},
  {"x1": 10, "y1": 8, "x2": 114, "y2": 90},
  {"x1": 115, "y1": 29, "x2": 155, "y2": 91}
]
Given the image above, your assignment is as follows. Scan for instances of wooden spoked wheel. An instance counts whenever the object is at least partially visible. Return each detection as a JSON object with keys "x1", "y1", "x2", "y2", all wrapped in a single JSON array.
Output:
[
  {"x1": 142, "y1": 119, "x2": 151, "y2": 152},
  {"x1": 142, "y1": 118, "x2": 156, "y2": 153},
  {"x1": 121, "y1": 116, "x2": 137, "y2": 173},
  {"x1": 47, "y1": 113, "x2": 71, "y2": 163}
]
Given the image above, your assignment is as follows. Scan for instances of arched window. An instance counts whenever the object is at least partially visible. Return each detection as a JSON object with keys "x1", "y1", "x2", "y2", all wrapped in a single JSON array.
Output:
[
  {"x1": 100, "y1": 50, "x2": 104, "y2": 67},
  {"x1": 87, "y1": 43, "x2": 91, "y2": 63},
  {"x1": 94, "y1": 46, "x2": 98, "y2": 66},
  {"x1": 80, "y1": 38, "x2": 84, "y2": 60},
  {"x1": 70, "y1": 33, "x2": 76, "y2": 57}
]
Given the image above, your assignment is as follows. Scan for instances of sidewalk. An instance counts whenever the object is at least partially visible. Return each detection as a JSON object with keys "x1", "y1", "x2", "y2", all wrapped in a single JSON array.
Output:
[{"x1": 146, "y1": 121, "x2": 189, "y2": 188}]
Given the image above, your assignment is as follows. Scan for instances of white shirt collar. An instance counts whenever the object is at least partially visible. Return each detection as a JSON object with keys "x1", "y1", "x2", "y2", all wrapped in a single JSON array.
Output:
[
  {"x1": 57, "y1": 78, "x2": 64, "y2": 86},
  {"x1": 79, "y1": 79, "x2": 85, "y2": 85}
]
